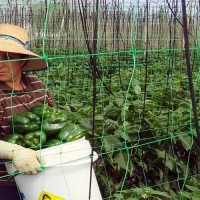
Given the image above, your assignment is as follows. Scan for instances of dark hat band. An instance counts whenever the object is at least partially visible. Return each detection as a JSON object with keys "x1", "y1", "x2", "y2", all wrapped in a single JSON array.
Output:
[{"x1": 0, "y1": 35, "x2": 30, "y2": 49}]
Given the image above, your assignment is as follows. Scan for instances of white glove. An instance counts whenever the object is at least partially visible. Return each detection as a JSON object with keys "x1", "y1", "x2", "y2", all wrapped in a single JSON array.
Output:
[{"x1": 0, "y1": 141, "x2": 45, "y2": 175}]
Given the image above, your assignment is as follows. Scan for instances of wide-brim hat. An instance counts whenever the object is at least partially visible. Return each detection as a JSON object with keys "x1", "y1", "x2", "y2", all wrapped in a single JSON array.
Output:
[{"x1": 0, "y1": 24, "x2": 47, "y2": 71}]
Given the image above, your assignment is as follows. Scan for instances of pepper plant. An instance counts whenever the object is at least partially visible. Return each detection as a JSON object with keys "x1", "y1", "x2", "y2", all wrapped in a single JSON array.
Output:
[{"x1": 31, "y1": 49, "x2": 200, "y2": 199}]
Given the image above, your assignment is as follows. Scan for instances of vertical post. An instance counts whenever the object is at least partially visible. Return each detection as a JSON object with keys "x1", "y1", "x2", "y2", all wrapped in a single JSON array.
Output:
[{"x1": 181, "y1": 0, "x2": 200, "y2": 147}]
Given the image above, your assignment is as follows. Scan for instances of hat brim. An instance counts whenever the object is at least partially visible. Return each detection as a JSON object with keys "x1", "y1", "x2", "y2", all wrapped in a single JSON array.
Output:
[{"x1": 0, "y1": 39, "x2": 47, "y2": 71}]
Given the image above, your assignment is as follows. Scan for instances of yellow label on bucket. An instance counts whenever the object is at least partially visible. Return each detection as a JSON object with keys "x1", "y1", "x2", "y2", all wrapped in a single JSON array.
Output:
[{"x1": 38, "y1": 191, "x2": 65, "y2": 200}]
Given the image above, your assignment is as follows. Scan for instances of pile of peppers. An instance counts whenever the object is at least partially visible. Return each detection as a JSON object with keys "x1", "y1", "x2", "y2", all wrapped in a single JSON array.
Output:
[{"x1": 4, "y1": 105, "x2": 86, "y2": 149}]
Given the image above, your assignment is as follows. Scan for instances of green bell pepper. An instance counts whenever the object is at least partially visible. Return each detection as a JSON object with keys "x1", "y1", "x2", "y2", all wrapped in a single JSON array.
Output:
[
  {"x1": 41, "y1": 113, "x2": 68, "y2": 136},
  {"x1": 3, "y1": 133, "x2": 25, "y2": 147},
  {"x1": 24, "y1": 131, "x2": 46, "y2": 149},
  {"x1": 45, "y1": 108, "x2": 68, "y2": 120},
  {"x1": 29, "y1": 104, "x2": 54, "y2": 118},
  {"x1": 29, "y1": 105, "x2": 68, "y2": 136},
  {"x1": 57, "y1": 124, "x2": 85, "y2": 142},
  {"x1": 43, "y1": 139, "x2": 62, "y2": 148},
  {"x1": 11, "y1": 111, "x2": 41, "y2": 134}
]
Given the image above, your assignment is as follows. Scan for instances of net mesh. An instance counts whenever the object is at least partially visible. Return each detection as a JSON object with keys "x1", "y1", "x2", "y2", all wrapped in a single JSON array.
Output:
[{"x1": 0, "y1": 0, "x2": 200, "y2": 199}]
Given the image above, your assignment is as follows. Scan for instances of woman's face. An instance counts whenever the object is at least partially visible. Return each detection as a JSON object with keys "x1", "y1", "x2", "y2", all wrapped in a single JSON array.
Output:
[{"x1": 0, "y1": 52, "x2": 26, "y2": 83}]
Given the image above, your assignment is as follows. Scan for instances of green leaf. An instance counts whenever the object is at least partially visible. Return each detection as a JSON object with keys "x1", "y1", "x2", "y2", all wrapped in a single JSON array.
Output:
[
  {"x1": 78, "y1": 118, "x2": 92, "y2": 129},
  {"x1": 144, "y1": 187, "x2": 154, "y2": 194},
  {"x1": 132, "y1": 78, "x2": 139, "y2": 86},
  {"x1": 158, "y1": 168, "x2": 164, "y2": 180},
  {"x1": 134, "y1": 85, "x2": 141, "y2": 95},
  {"x1": 103, "y1": 135, "x2": 123, "y2": 152},
  {"x1": 131, "y1": 187, "x2": 144, "y2": 194},
  {"x1": 193, "y1": 191, "x2": 200, "y2": 197},
  {"x1": 94, "y1": 115, "x2": 104, "y2": 120},
  {"x1": 151, "y1": 190, "x2": 172, "y2": 198},
  {"x1": 113, "y1": 193, "x2": 124, "y2": 199},
  {"x1": 155, "y1": 149, "x2": 166, "y2": 159},
  {"x1": 165, "y1": 159, "x2": 174, "y2": 171},
  {"x1": 162, "y1": 183, "x2": 170, "y2": 191},
  {"x1": 57, "y1": 62, "x2": 63, "y2": 68},
  {"x1": 137, "y1": 161, "x2": 147, "y2": 171},
  {"x1": 113, "y1": 151, "x2": 128, "y2": 171},
  {"x1": 115, "y1": 98, "x2": 124, "y2": 107},
  {"x1": 105, "y1": 119, "x2": 119, "y2": 127},
  {"x1": 115, "y1": 128, "x2": 132, "y2": 142},
  {"x1": 178, "y1": 136, "x2": 192, "y2": 151},
  {"x1": 179, "y1": 191, "x2": 191, "y2": 198},
  {"x1": 191, "y1": 196, "x2": 200, "y2": 200},
  {"x1": 185, "y1": 185, "x2": 200, "y2": 192},
  {"x1": 99, "y1": 174, "x2": 111, "y2": 190}
]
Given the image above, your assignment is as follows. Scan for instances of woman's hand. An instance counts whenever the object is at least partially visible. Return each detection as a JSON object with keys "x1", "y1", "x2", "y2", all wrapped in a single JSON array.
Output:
[{"x1": 0, "y1": 141, "x2": 45, "y2": 174}]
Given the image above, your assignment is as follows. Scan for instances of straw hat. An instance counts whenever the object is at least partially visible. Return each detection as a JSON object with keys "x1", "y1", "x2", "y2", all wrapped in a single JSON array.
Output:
[{"x1": 0, "y1": 24, "x2": 47, "y2": 71}]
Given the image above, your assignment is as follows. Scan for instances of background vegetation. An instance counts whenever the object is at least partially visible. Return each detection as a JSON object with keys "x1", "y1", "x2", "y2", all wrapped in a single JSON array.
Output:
[{"x1": 1, "y1": 0, "x2": 200, "y2": 199}]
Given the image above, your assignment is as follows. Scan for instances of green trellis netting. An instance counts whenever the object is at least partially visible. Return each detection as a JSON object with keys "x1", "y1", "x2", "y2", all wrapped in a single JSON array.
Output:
[{"x1": 1, "y1": 0, "x2": 200, "y2": 199}]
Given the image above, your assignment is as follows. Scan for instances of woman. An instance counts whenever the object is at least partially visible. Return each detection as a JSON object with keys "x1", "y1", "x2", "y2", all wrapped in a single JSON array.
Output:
[{"x1": 0, "y1": 23, "x2": 55, "y2": 199}]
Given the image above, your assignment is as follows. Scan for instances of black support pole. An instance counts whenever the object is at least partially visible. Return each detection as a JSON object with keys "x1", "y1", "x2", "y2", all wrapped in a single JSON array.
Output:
[{"x1": 181, "y1": 0, "x2": 200, "y2": 147}]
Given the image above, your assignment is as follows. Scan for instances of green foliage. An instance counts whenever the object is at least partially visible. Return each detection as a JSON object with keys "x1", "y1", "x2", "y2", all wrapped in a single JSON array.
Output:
[
  {"x1": 113, "y1": 187, "x2": 172, "y2": 200},
  {"x1": 29, "y1": 49, "x2": 200, "y2": 199}
]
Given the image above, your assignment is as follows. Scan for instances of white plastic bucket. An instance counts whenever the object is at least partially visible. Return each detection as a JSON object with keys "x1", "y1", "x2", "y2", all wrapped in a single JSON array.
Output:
[{"x1": 5, "y1": 138, "x2": 102, "y2": 200}]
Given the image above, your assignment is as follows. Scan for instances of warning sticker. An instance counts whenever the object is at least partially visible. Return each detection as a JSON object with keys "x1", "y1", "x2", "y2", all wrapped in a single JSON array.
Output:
[{"x1": 38, "y1": 191, "x2": 65, "y2": 200}]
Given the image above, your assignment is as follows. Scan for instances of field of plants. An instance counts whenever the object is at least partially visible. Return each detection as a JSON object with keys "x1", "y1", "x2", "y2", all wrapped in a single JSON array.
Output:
[
  {"x1": 28, "y1": 47, "x2": 200, "y2": 199},
  {"x1": 1, "y1": 0, "x2": 200, "y2": 199}
]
